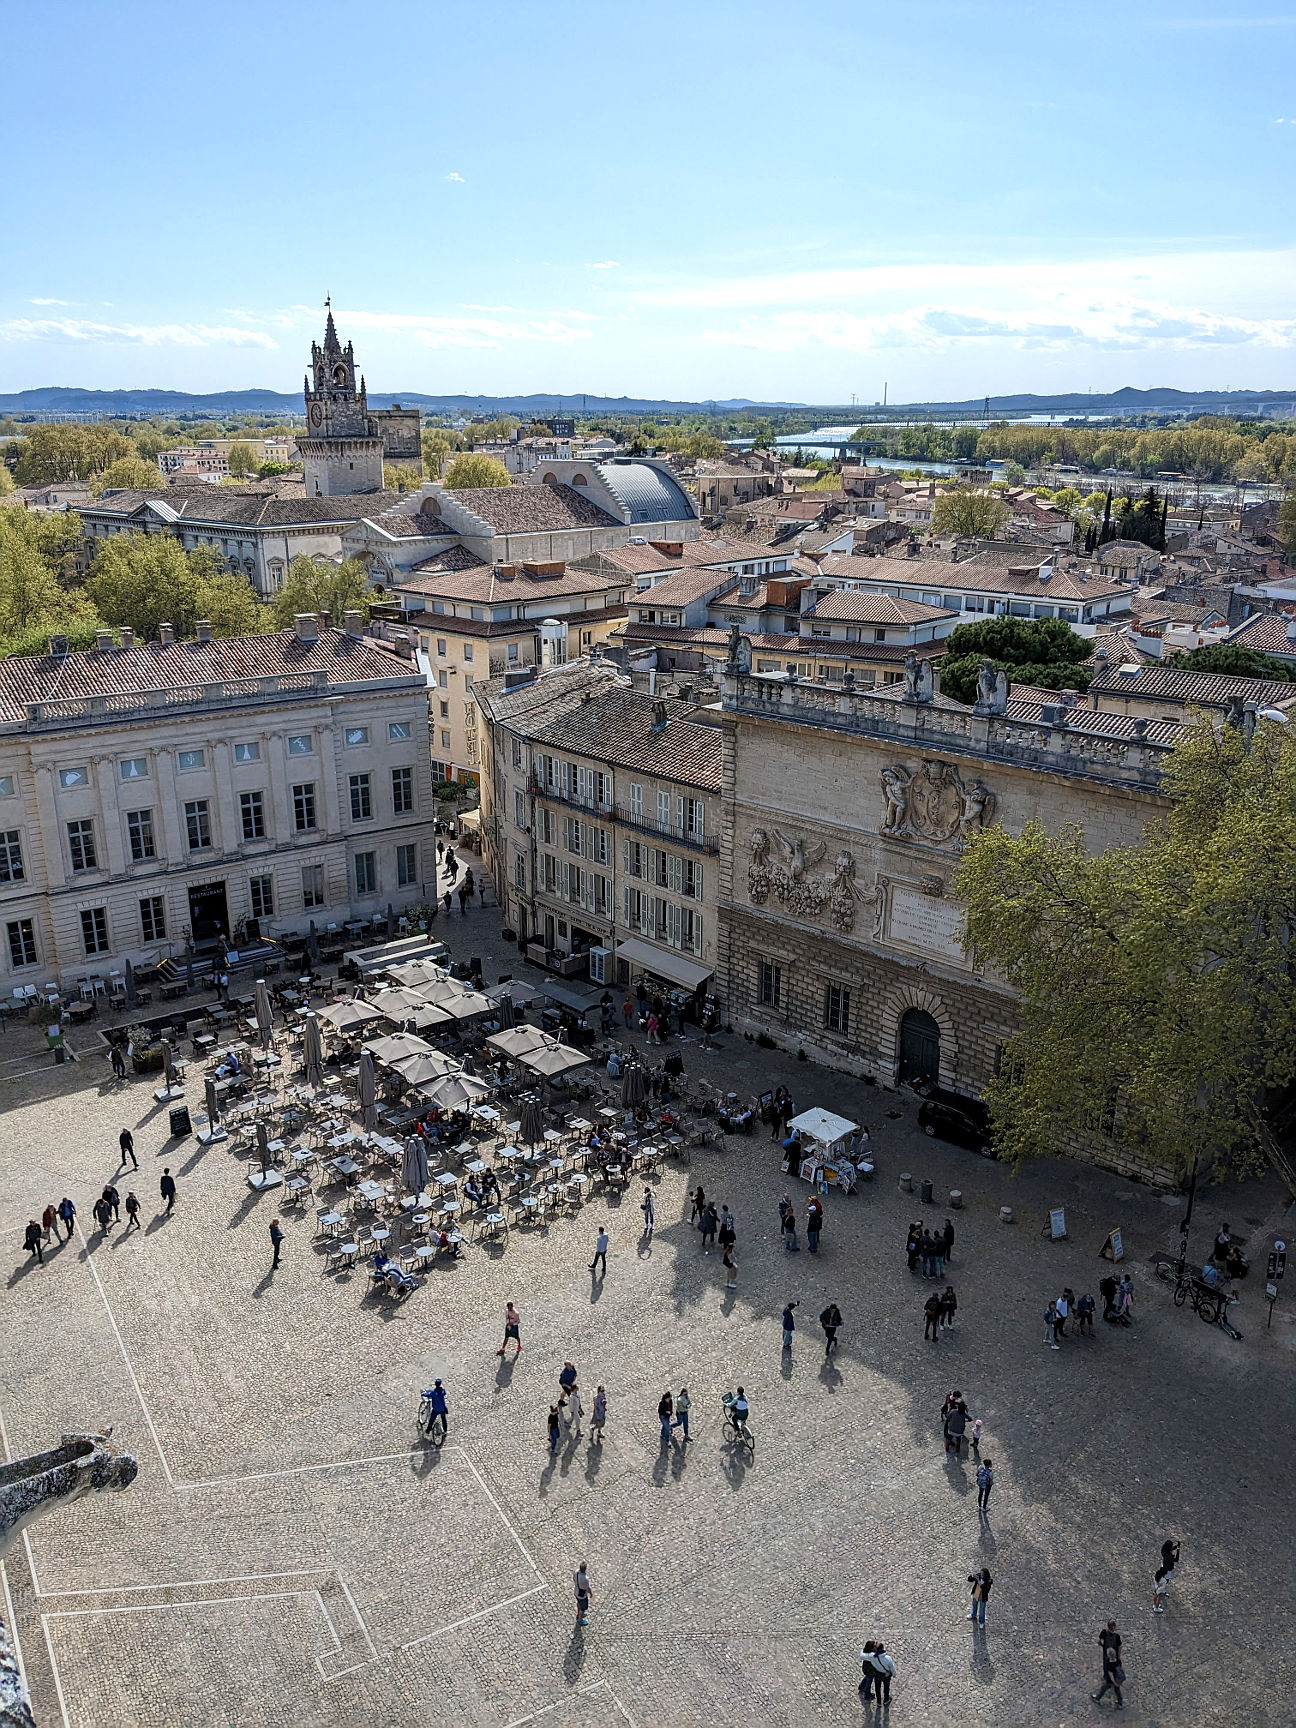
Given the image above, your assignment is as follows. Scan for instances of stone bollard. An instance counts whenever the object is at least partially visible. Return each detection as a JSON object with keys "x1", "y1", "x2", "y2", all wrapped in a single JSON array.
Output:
[
  {"x1": 949, "y1": 1189, "x2": 963, "y2": 1209},
  {"x1": 999, "y1": 1204, "x2": 1013, "y2": 1224},
  {"x1": 899, "y1": 1172, "x2": 913, "y2": 1193}
]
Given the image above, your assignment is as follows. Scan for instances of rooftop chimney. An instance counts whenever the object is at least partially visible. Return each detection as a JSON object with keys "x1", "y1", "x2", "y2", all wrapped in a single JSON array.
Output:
[
  {"x1": 95, "y1": 629, "x2": 114, "y2": 651},
  {"x1": 651, "y1": 699, "x2": 668, "y2": 728},
  {"x1": 344, "y1": 610, "x2": 364, "y2": 638},
  {"x1": 196, "y1": 620, "x2": 213, "y2": 642},
  {"x1": 294, "y1": 613, "x2": 320, "y2": 644},
  {"x1": 119, "y1": 627, "x2": 134, "y2": 650},
  {"x1": 158, "y1": 622, "x2": 175, "y2": 646},
  {"x1": 48, "y1": 635, "x2": 69, "y2": 659}
]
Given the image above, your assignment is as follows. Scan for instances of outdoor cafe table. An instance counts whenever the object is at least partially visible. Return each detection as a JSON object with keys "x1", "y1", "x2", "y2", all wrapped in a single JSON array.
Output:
[
  {"x1": 519, "y1": 1195, "x2": 543, "y2": 1222},
  {"x1": 471, "y1": 1105, "x2": 501, "y2": 1125},
  {"x1": 326, "y1": 1156, "x2": 360, "y2": 1179},
  {"x1": 326, "y1": 1132, "x2": 358, "y2": 1149},
  {"x1": 434, "y1": 1172, "x2": 458, "y2": 1193},
  {"x1": 598, "y1": 1108, "x2": 619, "y2": 1123},
  {"x1": 291, "y1": 1149, "x2": 316, "y2": 1168},
  {"x1": 569, "y1": 1118, "x2": 593, "y2": 1134},
  {"x1": 369, "y1": 1225, "x2": 392, "y2": 1246},
  {"x1": 317, "y1": 1211, "x2": 345, "y2": 1236},
  {"x1": 356, "y1": 1180, "x2": 387, "y2": 1204},
  {"x1": 409, "y1": 1243, "x2": 437, "y2": 1270},
  {"x1": 465, "y1": 1158, "x2": 487, "y2": 1175},
  {"x1": 547, "y1": 1158, "x2": 565, "y2": 1175},
  {"x1": 482, "y1": 1211, "x2": 506, "y2": 1240},
  {"x1": 496, "y1": 1144, "x2": 520, "y2": 1162}
]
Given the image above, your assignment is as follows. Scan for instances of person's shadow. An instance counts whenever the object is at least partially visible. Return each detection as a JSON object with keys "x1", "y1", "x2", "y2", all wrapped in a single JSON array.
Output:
[
  {"x1": 145, "y1": 1211, "x2": 172, "y2": 1235},
  {"x1": 251, "y1": 1268, "x2": 275, "y2": 1298},
  {"x1": 494, "y1": 1355, "x2": 517, "y2": 1395},
  {"x1": 721, "y1": 1288, "x2": 737, "y2": 1318},
  {"x1": 970, "y1": 1625, "x2": 995, "y2": 1684},
  {"x1": 563, "y1": 1623, "x2": 586, "y2": 1684},
  {"x1": 780, "y1": 1348, "x2": 794, "y2": 1382},
  {"x1": 584, "y1": 1442, "x2": 603, "y2": 1487},
  {"x1": 819, "y1": 1358, "x2": 843, "y2": 1394},
  {"x1": 589, "y1": 1270, "x2": 604, "y2": 1304},
  {"x1": 539, "y1": 1449, "x2": 558, "y2": 1496}
]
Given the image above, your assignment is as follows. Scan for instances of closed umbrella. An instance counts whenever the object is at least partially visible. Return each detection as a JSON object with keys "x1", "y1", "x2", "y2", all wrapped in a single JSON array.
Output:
[
  {"x1": 303, "y1": 1015, "x2": 324, "y2": 1092},
  {"x1": 254, "y1": 980, "x2": 274, "y2": 1051},
  {"x1": 204, "y1": 1075, "x2": 221, "y2": 1129},
  {"x1": 256, "y1": 1118, "x2": 270, "y2": 1173},
  {"x1": 162, "y1": 1038, "x2": 177, "y2": 1091},
  {"x1": 519, "y1": 1097, "x2": 544, "y2": 1148},
  {"x1": 401, "y1": 1135, "x2": 430, "y2": 1198},
  {"x1": 125, "y1": 958, "x2": 137, "y2": 1008},
  {"x1": 621, "y1": 1062, "x2": 648, "y2": 1109},
  {"x1": 306, "y1": 920, "x2": 319, "y2": 965},
  {"x1": 358, "y1": 1048, "x2": 378, "y2": 1132},
  {"x1": 496, "y1": 993, "x2": 516, "y2": 1030}
]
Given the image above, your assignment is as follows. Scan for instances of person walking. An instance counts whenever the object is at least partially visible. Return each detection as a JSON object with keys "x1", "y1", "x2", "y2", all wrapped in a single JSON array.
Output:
[
  {"x1": 589, "y1": 1226, "x2": 609, "y2": 1276},
  {"x1": 672, "y1": 1387, "x2": 690, "y2": 1442},
  {"x1": 657, "y1": 1390, "x2": 674, "y2": 1445},
  {"x1": 547, "y1": 1406, "x2": 561, "y2": 1455},
  {"x1": 723, "y1": 1244, "x2": 738, "y2": 1290},
  {"x1": 871, "y1": 1643, "x2": 895, "y2": 1706},
  {"x1": 1153, "y1": 1540, "x2": 1179, "y2": 1614},
  {"x1": 123, "y1": 1191, "x2": 141, "y2": 1233},
  {"x1": 701, "y1": 1202, "x2": 718, "y2": 1253},
  {"x1": 944, "y1": 1400, "x2": 968, "y2": 1458},
  {"x1": 966, "y1": 1568, "x2": 992, "y2": 1627},
  {"x1": 269, "y1": 1218, "x2": 285, "y2": 1269},
  {"x1": 780, "y1": 1198, "x2": 799, "y2": 1253},
  {"x1": 621, "y1": 997, "x2": 634, "y2": 1030},
  {"x1": 103, "y1": 1184, "x2": 120, "y2": 1222},
  {"x1": 559, "y1": 1361, "x2": 578, "y2": 1398},
  {"x1": 41, "y1": 1203, "x2": 58, "y2": 1245},
  {"x1": 160, "y1": 1168, "x2": 177, "y2": 1214},
  {"x1": 782, "y1": 1300, "x2": 798, "y2": 1352},
  {"x1": 1118, "y1": 1274, "x2": 1134, "y2": 1324},
  {"x1": 109, "y1": 1044, "x2": 127, "y2": 1082},
  {"x1": 566, "y1": 1383, "x2": 584, "y2": 1439},
  {"x1": 574, "y1": 1563, "x2": 591, "y2": 1627},
  {"x1": 1054, "y1": 1289, "x2": 1071, "y2": 1340},
  {"x1": 820, "y1": 1301, "x2": 842, "y2": 1357},
  {"x1": 57, "y1": 1196, "x2": 76, "y2": 1240},
  {"x1": 924, "y1": 1291, "x2": 942, "y2": 1341},
  {"x1": 1076, "y1": 1291, "x2": 1096, "y2": 1335},
  {"x1": 640, "y1": 1185, "x2": 655, "y2": 1240},
  {"x1": 591, "y1": 1385, "x2": 608, "y2": 1442},
  {"x1": 718, "y1": 1206, "x2": 736, "y2": 1256},
  {"x1": 1092, "y1": 1621, "x2": 1124, "y2": 1708},
  {"x1": 689, "y1": 1184, "x2": 705, "y2": 1226},
  {"x1": 806, "y1": 1195, "x2": 823, "y2": 1254},
  {"x1": 939, "y1": 1284, "x2": 958, "y2": 1332},
  {"x1": 23, "y1": 1220, "x2": 43, "y2": 1265},
  {"x1": 977, "y1": 1457, "x2": 995, "y2": 1512},
  {"x1": 93, "y1": 1195, "x2": 112, "y2": 1234},
  {"x1": 497, "y1": 1301, "x2": 522, "y2": 1355},
  {"x1": 859, "y1": 1642, "x2": 877, "y2": 1702},
  {"x1": 1044, "y1": 1299, "x2": 1060, "y2": 1348},
  {"x1": 442, "y1": 889, "x2": 452, "y2": 917},
  {"x1": 119, "y1": 1128, "x2": 137, "y2": 1170}
]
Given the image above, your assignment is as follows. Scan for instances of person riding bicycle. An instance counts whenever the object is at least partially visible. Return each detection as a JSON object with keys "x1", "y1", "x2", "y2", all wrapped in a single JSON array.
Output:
[
  {"x1": 723, "y1": 1386, "x2": 750, "y2": 1434},
  {"x1": 422, "y1": 1379, "x2": 448, "y2": 1436}
]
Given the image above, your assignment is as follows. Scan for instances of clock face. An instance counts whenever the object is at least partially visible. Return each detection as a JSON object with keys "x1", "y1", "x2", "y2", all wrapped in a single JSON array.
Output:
[{"x1": 309, "y1": 403, "x2": 323, "y2": 427}]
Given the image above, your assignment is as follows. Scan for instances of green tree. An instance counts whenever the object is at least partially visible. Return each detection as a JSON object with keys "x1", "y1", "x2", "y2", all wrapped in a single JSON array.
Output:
[
  {"x1": 13, "y1": 424, "x2": 137, "y2": 484},
  {"x1": 227, "y1": 441, "x2": 257, "y2": 479},
  {"x1": 444, "y1": 454, "x2": 512, "y2": 489},
  {"x1": 87, "y1": 533, "x2": 200, "y2": 639},
  {"x1": 1168, "y1": 643, "x2": 1296, "y2": 683},
  {"x1": 384, "y1": 463, "x2": 423, "y2": 493},
  {"x1": 269, "y1": 555, "x2": 371, "y2": 630},
  {"x1": 192, "y1": 571, "x2": 268, "y2": 637},
  {"x1": 258, "y1": 462, "x2": 291, "y2": 478},
  {"x1": 526, "y1": 422, "x2": 554, "y2": 437},
  {"x1": 0, "y1": 511, "x2": 68, "y2": 638},
  {"x1": 953, "y1": 715, "x2": 1296, "y2": 1183},
  {"x1": 421, "y1": 429, "x2": 459, "y2": 474},
  {"x1": 931, "y1": 488, "x2": 1011, "y2": 539},
  {"x1": 1278, "y1": 493, "x2": 1296, "y2": 559},
  {"x1": 90, "y1": 456, "x2": 162, "y2": 496},
  {"x1": 938, "y1": 617, "x2": 1093, "y2": 704}
]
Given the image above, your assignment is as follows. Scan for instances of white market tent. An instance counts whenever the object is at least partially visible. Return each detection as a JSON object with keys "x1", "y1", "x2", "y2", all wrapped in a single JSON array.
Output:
[{"x1": 787, "y1": 1106, "x2": 858, "y2": 1150}]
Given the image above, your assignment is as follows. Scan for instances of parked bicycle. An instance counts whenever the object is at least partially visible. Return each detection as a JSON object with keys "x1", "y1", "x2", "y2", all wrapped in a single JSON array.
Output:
[{"x1": 1151, "y1": 1253, "x2": 1243, "y2": 1340}]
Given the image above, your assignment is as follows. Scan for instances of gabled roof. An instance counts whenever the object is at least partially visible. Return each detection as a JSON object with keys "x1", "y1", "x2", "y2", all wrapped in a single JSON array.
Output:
[
  {"x1": 803, "y1": 591, "x2": 954, "y2": 625},
  {"x1": 445, "y1": 484, "x2": 618, "y2": 533},
  {"x1": 81, "y1": 488, "x2": 400, "y2": 529},
  {"x1": 819, "y1": 551, "x2": 1127, "y2": 604},
  {"x1": 1224, "y1": 613, "x2": 1296, "y2": 658},
  {"x1": 1087, "y1": 663, "x2": 1296, "y2": 707}
]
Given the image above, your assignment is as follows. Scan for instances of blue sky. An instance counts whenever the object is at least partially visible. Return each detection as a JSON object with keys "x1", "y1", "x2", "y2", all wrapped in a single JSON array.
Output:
[{"x1": 3, "y1": 0, "x2": 1295, "y2": 403}]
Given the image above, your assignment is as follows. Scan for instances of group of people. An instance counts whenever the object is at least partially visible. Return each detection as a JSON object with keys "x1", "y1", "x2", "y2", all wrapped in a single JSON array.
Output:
[
  {"x1": 781, "y1": 1299, "x2": 843, "y2": 1358},
  {"x1": 1098, "y1": 1274, "x2": 1135, "y2": 1327},
  {"x1": 922, "y1": 1284, "x2": 958, "y2": 1339},
  {"x1": 689, "y1": 1188, "x2": 739, "y2": 1287},
  {"x1": 1044, "y1": 1287, "x2": 1096, "y2": 1347},
  {"x1": 907, "y1": 1217, "x2": 955, "y2": 1278},
  {"x1": 777, "y1": 1191, "x2": 825, "y2": 1253},
  {"x1": 546, "y1": 1357, "x2": 609, "y2": 1451}
]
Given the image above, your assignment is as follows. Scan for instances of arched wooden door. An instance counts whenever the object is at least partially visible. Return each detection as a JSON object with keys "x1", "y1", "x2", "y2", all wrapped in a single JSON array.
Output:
[{"x1": 898, "y1": 1008, "x2": 941, "y2": 1085}]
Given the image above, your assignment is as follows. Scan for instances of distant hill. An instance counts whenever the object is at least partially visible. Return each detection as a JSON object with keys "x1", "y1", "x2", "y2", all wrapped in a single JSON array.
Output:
[{"x1": 0, "y1": 384, "x2": 1291, "y2": 419}]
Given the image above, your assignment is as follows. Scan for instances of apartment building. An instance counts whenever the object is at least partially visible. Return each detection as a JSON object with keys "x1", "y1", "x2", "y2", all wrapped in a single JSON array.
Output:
[
  {"x1": 474, "y1": 660, "x2": 723, "y2": 1002},
  {"x1": 0, "y1": 617, "x2": 433, "y2": 985}
]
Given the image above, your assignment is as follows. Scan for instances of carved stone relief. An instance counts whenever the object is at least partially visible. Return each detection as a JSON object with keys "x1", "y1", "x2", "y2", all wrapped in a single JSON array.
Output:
[
  {"x1": 879, "y1": 759, "x2": 995, "y2": 845},
  {"x1": 747, "y1": 828, "x2": 863, "y2": 931}
]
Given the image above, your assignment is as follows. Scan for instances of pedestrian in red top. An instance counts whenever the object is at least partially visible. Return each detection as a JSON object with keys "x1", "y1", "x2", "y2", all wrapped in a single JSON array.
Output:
[{"x1": 497, "y1": 1302, "x2": 522, "y2": 1355}]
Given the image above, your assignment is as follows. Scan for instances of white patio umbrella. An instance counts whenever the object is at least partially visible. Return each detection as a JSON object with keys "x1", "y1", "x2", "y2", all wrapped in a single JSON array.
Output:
[
  {"x1": 371, "y1": 986, "x2": 431, "y2": 1021},
  {"x1": 303, "y1": 1015, "x2": 325, "y2": 1092},
  {"x1": 417, "y1": 1071, "x2": 492, "y2": 1112},
  {"x1": 254, "y1": 980, "x2": 274, "y2": 1051},
  {"x1": 321, "y1": 999, "x2": 384, "y2": 1032},
  {"x1": 386, "y1": 960, "x2": 449, "y2": 988},
  {"x1": 405, "y1": 1001, "x2": 454, "y2": 1031},
  {"x1": 486, "y1": 1025, "x2": 550, "y2": 1060},
  {"x1": 517, "y1": 1039, "x2": 591, "y2": 1079},
  {"x1": 364, "y1": 1031, "x2": 434, "y2": 1066},
  {"x1": 391, "y1": 1049, "x2": 459, "y2": 1087},
  {"x1": 432, "y1": 989, "x2": 492, "y2": 1022},
  {"x1": 358, "y1": 1049, "x2": 379, "y2": 1131}
]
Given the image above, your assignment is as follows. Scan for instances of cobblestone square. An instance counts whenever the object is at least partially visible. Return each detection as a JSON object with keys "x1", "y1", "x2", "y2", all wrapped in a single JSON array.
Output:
[{"x1": 2, "y1": 898, "x2": 1293, "y2": 1727}]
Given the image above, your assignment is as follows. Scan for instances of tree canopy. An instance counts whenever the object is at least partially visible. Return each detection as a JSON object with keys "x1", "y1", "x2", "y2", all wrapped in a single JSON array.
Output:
[
  {"x1": 1168, "y1": 642, "x2": 1296, "y2": 683},
  {"x1": 13, "y1": 424, "x2": 137, "y2": 484},
  {"x1": 226, "y1": 441, "x2": 257, "y2": 478},
  {"x1": 0, "y1": 510, "x2": 92, "y2": 654},
  {"x1": 953, "y1": 715, "x2": 1296, "y2": 1185},
  {"x1": 87, "y1": 533, "x2": 269, "y2": 640},
  {"x1": 931, "y1": 488, "x2": 1010, "y2": 539},
  {"x1": 1278, "y1": 493, "x2": 1296, "y2": 558},
  {"x1": 938, "y1": 616, "x2": 1093, "y2": 704},
  {"x1": 268, "y1": 556, "x2": 371, "y2": 630},
  {"x1": 444, "y1": 453, "x2": 512, "y2": 489},
  {"x1": 90, "y1": 456, "x2": 162, "y2": 496}
]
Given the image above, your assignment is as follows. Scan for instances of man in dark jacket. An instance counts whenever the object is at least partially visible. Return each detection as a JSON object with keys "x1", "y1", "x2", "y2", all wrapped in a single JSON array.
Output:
[
  {"x1": 23, "y1": 1220, "x2": 43, "y2": 1264},
  {"x1": 270, "y1": 1218, "x2": 285, "y2": 1268},
  {"x1": 160, "y1": 1168, "x2": 177, "y2": 1214}
]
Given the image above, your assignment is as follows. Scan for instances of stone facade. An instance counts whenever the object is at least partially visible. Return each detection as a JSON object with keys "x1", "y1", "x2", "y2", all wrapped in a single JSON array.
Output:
[
  {"x1": 715, "y1": 664, "x2": 1175, "y2": 1117},
  {"x1": 297, "y1": 308, "x2": 386, "y2": 497}
]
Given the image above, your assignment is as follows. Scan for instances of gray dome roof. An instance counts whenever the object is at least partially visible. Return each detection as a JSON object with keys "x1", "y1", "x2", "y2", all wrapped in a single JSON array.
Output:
[{"x1": 595, "y1": 460, "x2": 696, "y2": 526}]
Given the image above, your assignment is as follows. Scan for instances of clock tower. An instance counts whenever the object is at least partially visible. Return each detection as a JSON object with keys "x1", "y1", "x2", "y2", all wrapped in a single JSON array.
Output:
[{"x1": 297, "y1": 304, "x2": 386, "y2": 496}]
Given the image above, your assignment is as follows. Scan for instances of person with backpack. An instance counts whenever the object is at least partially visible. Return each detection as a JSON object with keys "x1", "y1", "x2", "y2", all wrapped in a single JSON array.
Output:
[
  {"x1": 123, "y1": 1192, "x2": 141, "y2": 1233},
  {"x1": 870, "y1": 1642, "x2": 895, "y2": 1704},
  {"x1": 966, "y1": 1568, "x2": 992, "y2": 1626},
  {"x1": 977, "y1": 1457, "x2": 995, "y2": 1512}
]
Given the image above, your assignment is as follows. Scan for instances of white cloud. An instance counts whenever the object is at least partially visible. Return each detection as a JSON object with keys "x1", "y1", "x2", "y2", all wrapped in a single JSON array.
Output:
[
  {"x1": 29, "y1": 297, "x2": 69, "y2": 307},
  {"x1": 0, "y1": 317, "x2": 279, "y2": 349},
  {"x1": 587, "y1": 260, "x2": 620, "y2": 270},
  {"x1": 331, "y1": 308, "x2": 594, "y2": 350},
  {"x1": 444, "y1": 172, "x2": 465, "y2": 183}
]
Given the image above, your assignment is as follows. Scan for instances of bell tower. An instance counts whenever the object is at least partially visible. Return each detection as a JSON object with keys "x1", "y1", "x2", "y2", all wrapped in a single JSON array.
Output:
[{"x1": 297, "y1": 301, "x2": 385, "y2": 496}]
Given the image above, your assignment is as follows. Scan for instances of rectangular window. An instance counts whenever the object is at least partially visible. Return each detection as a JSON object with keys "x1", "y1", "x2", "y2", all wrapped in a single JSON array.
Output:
[
  {"x1": 349, "y1": 773, "x2": 372, "y2": 821},
  {"x1": 233, "y1": 741, "x2": 261, "y2": 763},
  {"x1": 629, "y1": 783, "x2": 643, "y2": 820},
  {"x1": 824, "y1": 982, "x2": 851, "y2": 1034},
  {"x1": 685, "y1": 798, "x2": 705, "y2": 840},
  {"x1": 249, "y1": 875, "x2": 274, "y2": 919},
  {"x1": 758, "y1": 958, "x2": 782, "y2": 1010},
  {"x1": 0, "y1": 830, "x2": 23, "y2": 884},
  {"x1": 388, "y1": 721, "x2": 412, "y2": 742},
  {"x1": 436, "y1": 638, "x2": 447, "y2": 657},
  {"x1": 391, "y1": 766, "x2": 413, "y2": 814},
  {"x1": 287, "y1": 734, "x2": 313, "y2": 756},
  {"x1": 462, "y1": 643, "x2": 473, "y2": 662},
  {"x1": 441, "y1": 731, "x2": 451, "y2": 751},
  {"x1": 6, "y1": 917, "x2": 37, "y2": 968},
  {"x1": 354, "y1": 851, "x2": 377, "y2": 895},
  {"x1": 177, "y1": 749, "x2": 205, "y2": 772},
  {"x1": 184, "y1": 800, "x2": 211, "y2": 850},
  {"x1": 67, "y1": 819, "x2": 97, "y2": 873},
  {"x1": 126, "y1": 809, "x2": 155, "y2": 863},
  {"x1": 0, "y1": 776, "x2": 14, "y2": 797},
  {"x1": 511, "y1": 738, "x2": 523, "y2": 770},
  {"x1": 514, "y1": 789, "x2": 527, "y2": 829},
  {"x1": 80, "y1": 906, "x2": 109, "y2": 956},
  {"x1": 119, "y1": 757, "x2": 148, "y2": 781},
  {"x1": 293, "y1": 783, "x2": 317, "y2": 832},
  {"x1": 302, "y1": 864, "x2": 325, "y2": 909},
  {"x1": 139, "y1": 895, "x2": 166, "y2": 943},
  {"x1": 58, "y1": 766, "x2": 89, "y2": 789},
  {"x1": 591, "y1": 826, "x2": 608, "y2": 865},
  {"x1": 396, "y1": 843, "x2": 418, "y2": 887},
  {"x1": 240, "y1": 790, "x2": 265, "y2": 841},
  {"x1": 438, "y1": 670, "x2": 448, "y2": 689},
  {"x1": 344, "y1": 725, "x2": 370, "y2": 747},
  {"x1": 681, "y1": 907, "x2": 701, "y2": 954},
  {"x1": 515, "y1": 853, "x2": 527, "y2": 891},
  {"x1": 657, "y1": 789, "x2": 671, "y2": 829},
  {"x1": 439, "y1": 701, "x2": 450, "y2": 719}
]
